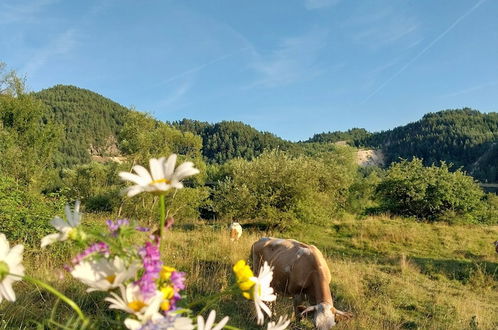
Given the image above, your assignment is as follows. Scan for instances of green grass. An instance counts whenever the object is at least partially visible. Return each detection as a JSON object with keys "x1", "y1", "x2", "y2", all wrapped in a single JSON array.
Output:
[{"x1": 1, "y1": 216, "x2": 497, "y2": 329}]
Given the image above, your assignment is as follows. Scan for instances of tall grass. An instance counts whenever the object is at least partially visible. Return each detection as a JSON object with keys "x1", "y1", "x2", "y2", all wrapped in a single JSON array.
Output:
[{"x1": 1, "y1": 216, "x2": 497, "y2": 329}]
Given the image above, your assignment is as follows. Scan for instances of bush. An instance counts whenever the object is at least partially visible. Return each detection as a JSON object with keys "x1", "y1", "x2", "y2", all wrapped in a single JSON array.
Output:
[
  {"x1": 211, "y1": 149, "x2": 357, "y2": 226},
  {"x1": 375, "y1": 158, "x2": 484, "y2": 222},
  {"x1": 475, "y1": 193, "x2": 498, "y2": 225},
  {"x1": 0, "y1": 175, "x2": 66, "y2": 245}
]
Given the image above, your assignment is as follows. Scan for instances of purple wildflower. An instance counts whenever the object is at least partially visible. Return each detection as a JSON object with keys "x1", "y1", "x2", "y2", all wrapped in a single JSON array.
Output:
[
  {"x1": 136, "y1": 241, "x2": 162, "y2": 299},
  {"x1": 170, "y1": 271, "x2": 186, "y2": 291},
  {"x1": 106, "y1": 219, "x2": 129, "y2": 236},
  {"x1": 135, "y1": 226, "x2": 150, "y2": 232},
  {"x1": 71, "y1": 242, "x2": 109, "y2": 265}
]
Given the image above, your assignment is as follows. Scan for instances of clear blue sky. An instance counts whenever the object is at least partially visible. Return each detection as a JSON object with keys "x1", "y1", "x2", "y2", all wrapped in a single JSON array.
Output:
[{"x1": 1, "y1": 0, "x2": 497, "y2": 141}]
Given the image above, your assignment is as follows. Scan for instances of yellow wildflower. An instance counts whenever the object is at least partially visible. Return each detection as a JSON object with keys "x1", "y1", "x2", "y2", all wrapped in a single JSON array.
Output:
[
  {"x1": 233, "y1": 260, "x2": 255, "y2": 299},
  {"x1": 160, "y1": 266, "x2": 176, "y2": 281},
  {"x1": 161, "y1": 285, "x2": 175, "y2": 300}
]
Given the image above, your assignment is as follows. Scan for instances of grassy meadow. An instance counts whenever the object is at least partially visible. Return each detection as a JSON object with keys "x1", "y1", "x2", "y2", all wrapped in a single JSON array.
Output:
[{"x1": 1, "y1": 215, "x2": 497, "y2": 330}]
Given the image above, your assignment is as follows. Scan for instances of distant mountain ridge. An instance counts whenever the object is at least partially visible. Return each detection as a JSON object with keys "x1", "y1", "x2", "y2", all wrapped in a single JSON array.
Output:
[
  {"x1": 309, "y1": 108, "x2": 498, "y2": 182},
  {"x1": 33, "y1": 85, "x2": 498, "y2": 182}
]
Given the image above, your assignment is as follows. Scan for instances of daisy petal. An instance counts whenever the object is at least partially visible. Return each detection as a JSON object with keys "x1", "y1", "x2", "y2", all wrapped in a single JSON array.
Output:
[
  {"x1": 149, "y1": 157, "x2": 165, "y2": 181},
  {"x1": 163, "y1": 154, "x2": 177, "y2": 178},
  {"x1": 132, "y1": 165, "x2": 153, "y2": 182},
  {"x1": 41, "y1": 233, "x2": 61, "y2": 248},
  {"x1": 119, "y1": 172, "x2": 149, "y2": 185},
  {"x1": 0, "y1": 234, "x2": 9, "y2": 260}
]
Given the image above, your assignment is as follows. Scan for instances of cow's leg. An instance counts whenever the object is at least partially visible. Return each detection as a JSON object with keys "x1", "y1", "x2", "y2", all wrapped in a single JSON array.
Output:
[
  {"x1": 251, "y1": 246, "x2": 262, "y2": 276},
  {"x1": 293, "y1": 293, "x2": 305, "y2": 320}
]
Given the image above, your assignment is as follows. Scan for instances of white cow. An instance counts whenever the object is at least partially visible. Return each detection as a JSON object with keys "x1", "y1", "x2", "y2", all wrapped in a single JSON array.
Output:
[{"x1": 229, "y1": 222, "x2": 242, "y2": 241}]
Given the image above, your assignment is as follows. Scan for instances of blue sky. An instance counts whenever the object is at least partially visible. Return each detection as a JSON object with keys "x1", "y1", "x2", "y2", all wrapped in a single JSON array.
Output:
[{"x1": 1, "y1": 0, "x2": 497, "y2": 141}]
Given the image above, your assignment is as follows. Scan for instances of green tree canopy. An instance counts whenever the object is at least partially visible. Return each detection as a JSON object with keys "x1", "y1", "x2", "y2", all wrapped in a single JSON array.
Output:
[{"x1": 376, "y1": 158, "x2": 484, "y2": 222}]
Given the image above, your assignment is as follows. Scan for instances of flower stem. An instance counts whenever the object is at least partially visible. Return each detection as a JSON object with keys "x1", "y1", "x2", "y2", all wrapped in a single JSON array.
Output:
[
  {"x1": 12, "y1": 273, "x2": 89, "y2": 326},
  {"x1": 159, "y1": 194, "x2": 166, "y2": 248},
  {"x1": 188, "y1": 285, "x2": 238, "y2": 314}
]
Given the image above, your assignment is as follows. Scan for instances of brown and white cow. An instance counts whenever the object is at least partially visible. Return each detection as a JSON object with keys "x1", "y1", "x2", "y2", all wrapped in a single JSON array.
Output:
[{"x1": 251, "y1": 237, "x2": 351, "y2": 329}]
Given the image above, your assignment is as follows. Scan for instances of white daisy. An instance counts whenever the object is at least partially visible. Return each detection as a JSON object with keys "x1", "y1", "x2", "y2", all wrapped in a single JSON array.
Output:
[
  {"x1": 119, "y1": 154, "x2": 199, "y2": 197},
  {"x1": 41, "y1": 201, "x2": 82, "y2": 248},
  {"x1": 197, "y1": 310, "x2": 229, "y2": 330},
  {"x1": 71, "y1": 257, "x2": 139, "y2": 292},
  {"x1": 0, "y1": 233, "x2": 25, "y2": 303},
  {"x1": 267, "y1": 315, "x2": 290, "y2": 330},
  {"x1": 251, "y1": 261, "x2": 277, "y2": 325},
  {"x1": 105, "y1": 283, "x2": 162, "y2": 321}
]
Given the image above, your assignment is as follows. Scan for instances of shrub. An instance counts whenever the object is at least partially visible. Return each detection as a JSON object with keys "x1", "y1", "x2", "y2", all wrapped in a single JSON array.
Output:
[
  {"x1": 211, "y1": 149, "x2": 357, "y2": 226},
  {"x1": 0, "y1": 175, "x2": 65, "y2": 245},
  {"x1": 375, "y1": 158, "x2": 484, "y2": 222}
]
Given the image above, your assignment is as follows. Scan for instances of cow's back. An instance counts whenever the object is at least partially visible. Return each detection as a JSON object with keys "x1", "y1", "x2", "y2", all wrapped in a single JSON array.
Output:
[{"x1": 252, "y1": 237, "x2": 327, "y2": 296}]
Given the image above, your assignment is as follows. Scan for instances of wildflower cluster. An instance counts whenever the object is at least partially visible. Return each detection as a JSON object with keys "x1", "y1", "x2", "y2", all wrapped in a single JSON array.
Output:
[
  {"x1": 0, "y1": 154, "x2": 290, "y2": 329},
  {"x1": 158, "y1": 265, "x2": 186, "y2": 312}
]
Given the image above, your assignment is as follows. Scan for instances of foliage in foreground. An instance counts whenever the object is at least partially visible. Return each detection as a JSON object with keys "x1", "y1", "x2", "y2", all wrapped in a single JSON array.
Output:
[
  {"x1": 0, "y1": 175, "x2": 65, "y2": 245},
  {"x1": 1, "y1": 217, "x2": 497, "y2": 329}
]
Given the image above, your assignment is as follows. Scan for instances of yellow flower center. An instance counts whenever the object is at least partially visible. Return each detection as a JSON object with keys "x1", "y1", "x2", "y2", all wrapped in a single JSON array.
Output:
[
  {"x1": 0, "y1": 261, "x2": 9, "y2": 281},
  {"x1": 128, "y1": 300, "x2": 147, "y2": 312},
  {"x1": 68, "y1": 228, "x2": 87, "y2": 241},
  {"x1": 106, "y1": 275, "x2": 116, "y2": 284},
  {"x1": 68, "y1": 228, "x2": 78, "y2": 240},
  {"x1": 150, "y1": 178, "x2": 171, "y2": 185}
]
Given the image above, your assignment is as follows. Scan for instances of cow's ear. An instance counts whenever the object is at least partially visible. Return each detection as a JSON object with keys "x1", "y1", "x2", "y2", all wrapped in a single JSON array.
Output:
[
  {"x1": 298, "y1": 305, "x2": 313, "y2": 318},
  {"x1": 331, "y1": 307, "x2": 353, "y2": 322}
]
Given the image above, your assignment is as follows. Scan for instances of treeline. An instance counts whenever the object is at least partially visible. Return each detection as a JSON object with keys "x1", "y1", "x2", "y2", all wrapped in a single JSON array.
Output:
[
  {"x1": 307, "y1": 128, "x2": 371, "y2": 144},
  {"x1": 172, "y1": 119, "x2": 294, "y2": 163}
]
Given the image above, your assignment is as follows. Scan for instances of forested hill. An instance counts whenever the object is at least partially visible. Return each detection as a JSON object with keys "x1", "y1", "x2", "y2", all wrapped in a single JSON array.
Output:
[
  {"x1": 309, "y1": 108, "x2": 498, "y2": 182},
  {"x1": 34, "y1": 85, "x2": 129, "y2": 166},
  {"x1": 32, "y1": 85, "x2": 498, "y2": 182},
  {"x1": 172, "y1": 119, "x2": 293, "y2": 163},
  {"x1": 33, "y1": 85, "x2": 294, "y2": 166}
]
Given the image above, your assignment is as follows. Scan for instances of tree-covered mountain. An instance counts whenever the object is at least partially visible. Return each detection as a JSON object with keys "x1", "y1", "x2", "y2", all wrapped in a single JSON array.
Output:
[
  {"x1": 173, "y1": 119, "x2": 293, "y2": 163},
  {"x1": 363, "y1": 109, "x2": 498, "y2": 179},
  {"x1": 33, "y1": 85, "x2": 129, "y2": 166},
  {"x1": 308, "y1": 108, "x2": 498, "y2": 182}
]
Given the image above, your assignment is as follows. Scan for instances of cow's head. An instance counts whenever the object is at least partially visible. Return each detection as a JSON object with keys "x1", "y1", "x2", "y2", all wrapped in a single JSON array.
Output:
[{"x1": 300, "y1": 303, "x2": 352, "y2": 329}]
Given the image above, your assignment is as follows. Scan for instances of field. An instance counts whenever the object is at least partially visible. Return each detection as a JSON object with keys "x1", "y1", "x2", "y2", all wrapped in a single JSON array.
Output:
[{"x1": 1, "y1": 216, "x2": 498, "y2": 329}]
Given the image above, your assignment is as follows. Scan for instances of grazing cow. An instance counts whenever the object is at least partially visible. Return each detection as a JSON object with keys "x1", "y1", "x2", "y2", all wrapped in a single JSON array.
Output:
[
  {"x1": 229, "y1": 222, "x2": 243, "y2": 241},
  {"x1": 252, "y1": 237, "x2": 352, "y2": 329}
]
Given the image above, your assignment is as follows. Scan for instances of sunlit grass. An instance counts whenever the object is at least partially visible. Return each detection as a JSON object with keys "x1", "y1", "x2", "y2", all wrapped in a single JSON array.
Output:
[{"x1": 1, "y1": 216, "x2": 497, "y2": 329}]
